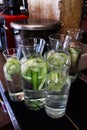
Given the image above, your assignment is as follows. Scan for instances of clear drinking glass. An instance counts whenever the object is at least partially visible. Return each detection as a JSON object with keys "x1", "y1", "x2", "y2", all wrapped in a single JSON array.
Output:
[
  {"x1": 20, "y1": 37, "x2": 47, "y2": 111},
  {"x1": 3, "y1": 48, "x2": 24, "y2": 102},
  {"x1": 66, "y1": 29, "x2": 83, "y2": 82},
  {"x1": 44, "y1": 50, "x2": 71, "y2": 118}
]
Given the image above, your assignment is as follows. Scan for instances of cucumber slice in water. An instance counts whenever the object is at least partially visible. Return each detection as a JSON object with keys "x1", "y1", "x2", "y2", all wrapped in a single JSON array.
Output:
[
  {"x1": 69, "y1": 48, "x2": 80, "y2": 62},
  {"x1": 47, "y1": 51, "x2": 70, "y2": 67},
  {"x1": 3, "y1": 57, "x2": 20, "y2": 81},
  {"x1": 21, "y1": 57, "x2": 47, "y2": 90},
  {"x1": 47, "y1": 71, "x2": 66, "y2": 91}
]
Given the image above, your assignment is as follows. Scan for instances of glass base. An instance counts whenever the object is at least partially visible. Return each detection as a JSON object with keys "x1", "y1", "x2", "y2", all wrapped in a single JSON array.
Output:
[
  {"x1": 24, "y1": 98, "x2": 45, "y2": 111},
  {"x1": 45, "y1": 105, "x2": 66, "y2": 118},
  {"x1": 9, "y1": 91, "x2": 24, "y2": 102}
]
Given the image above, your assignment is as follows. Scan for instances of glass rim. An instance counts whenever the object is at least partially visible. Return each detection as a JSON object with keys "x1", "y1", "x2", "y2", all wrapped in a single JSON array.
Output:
[
  {"x1": 3, "y1": 48, "x2": 20, "y2": 54},
  {"x1": 20, "y1": 37, "x2": 46, "y2": 46},
  {"x1": 2, "y1": 48, "x2": 21, "y2": 60},
  {"x1": 49, "y1": 33, "x2": 66, "y2": 41},
  {"x1": 21, "y1": 37, "x2": 46, "y2": 40}
]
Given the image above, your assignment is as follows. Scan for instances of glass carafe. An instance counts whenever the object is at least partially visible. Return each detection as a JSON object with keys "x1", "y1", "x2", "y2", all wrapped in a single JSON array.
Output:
[
  {"x1": 19, "y1": 37, "x2": 47, "y2": 111},
  {"x1": 66, "y1": 29, "x2": 83, "y2": 82},
  {"x1": 44, "y1": 48, "x2": 71, "y2": 118},
  {"x1": 48, "y1": 30, "x2": 83, "y2": 82}
]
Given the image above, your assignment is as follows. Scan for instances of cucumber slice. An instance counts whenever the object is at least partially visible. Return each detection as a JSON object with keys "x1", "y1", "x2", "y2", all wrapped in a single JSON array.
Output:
[
  {"x1": 30, "y1": 71, "x2": 38, "y2": 90},
  {"x1": 47, "y1": 71, "x2": 66, "y2": 91},
  {"x1": 47, "y1": 51, "x2": 71, "y2": 68},
  {"x1": 69, "y1": 48, "x2": 80, "y2": 62},
  {"x1": 21, "y1": 57, "x2": 47, "y2": 90},
  {"x1": 3, "y1": 57, "x2": 20, "y2": 81}
]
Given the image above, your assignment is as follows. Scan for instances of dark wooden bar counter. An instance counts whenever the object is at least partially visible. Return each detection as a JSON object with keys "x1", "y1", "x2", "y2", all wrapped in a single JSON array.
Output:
[
  {"x1": 0, "y1": 50, "x2": 87, "y2": 130},
  {"x1": 0, "y1": 51, "x2": 14, "y2": 130}
]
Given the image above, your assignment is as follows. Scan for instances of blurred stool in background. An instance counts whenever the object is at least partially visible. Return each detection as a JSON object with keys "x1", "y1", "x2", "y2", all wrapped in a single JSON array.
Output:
[{"x1": 0, "y1": 14, "x2": 28, "y2": 50}]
